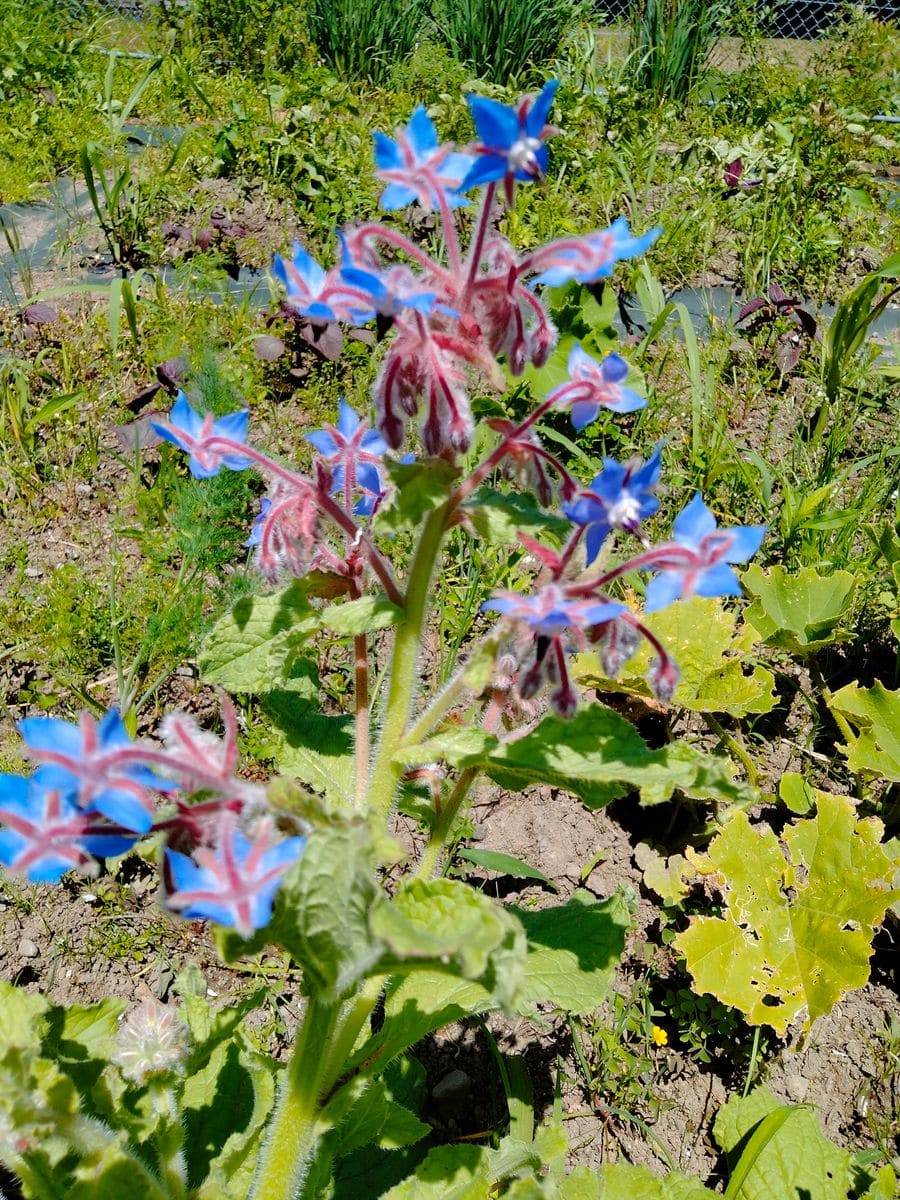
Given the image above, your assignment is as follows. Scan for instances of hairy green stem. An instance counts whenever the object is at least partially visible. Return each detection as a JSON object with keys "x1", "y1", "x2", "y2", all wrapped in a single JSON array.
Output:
[
  {"x1": 251, "y1": 997, "x2": 341, "y2": 1200},
  {"x1": 367, "y1": 502, "x2": 451, "y2": 823}
]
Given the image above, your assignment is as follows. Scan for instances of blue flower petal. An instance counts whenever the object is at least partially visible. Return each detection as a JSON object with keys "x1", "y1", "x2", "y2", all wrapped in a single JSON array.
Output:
[
  {"x1": 724, "y1": 525, "x2": 767, "y2": 563},
  {"x1": 407, "y1": 104, "x2": 438, "y2": 155},
  {"x1": 525, "y1": 80, "x2": 559, "y2": 136},
  {"x1": 645, "y1": 571, "x2": 685, "y2": 613},
  {"x1": 695, "y1": 562, "x2": 743, "y2": 598},
  {"x1": 600, "y1": 352, "x2": 629, "y2": 383},
  {"x1": 672, "y1": 493, "x2": 717, "y2": 545},
  {"x1": 458, "y1": 153, "x2": 508, "y2": 192},
  {"x1": 467, "y1": 93, "x2": 520, "y2": 148},
  {"x1": 18, "y1": 717, "x2": 83, "y2": 757}
]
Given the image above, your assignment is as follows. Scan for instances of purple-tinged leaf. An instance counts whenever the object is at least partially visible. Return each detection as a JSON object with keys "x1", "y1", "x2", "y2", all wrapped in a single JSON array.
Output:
[
  {"x1": 253, "y1": 335, "x2": 285, "y2": 362},
  {"x1": 724, "y1": 157, "x2": 743, "y2": 187},
  {"x1": 736, "y1": 297, "x2": 769, "y2": 323},
  {"x1": 775, "y1": 336, "x2": 802, "y2": 374},
  {"x1": 300, "y1": 321, "x2": 343, "y2": 361},
  {"x1": 23, "y1": 302, "x2": 58, "y2": 326},
  {"x1": 157, "y1": 356, "x2": 188, "y2": 392}
]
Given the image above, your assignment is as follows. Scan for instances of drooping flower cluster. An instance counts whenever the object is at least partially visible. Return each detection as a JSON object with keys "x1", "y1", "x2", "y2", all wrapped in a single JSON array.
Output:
[
  {"x1": 0, "y1": 701, "x2": 304, "y2": 935},
  {"x1": 0, "y1": 79, "x2": 768, "y2": 930}
]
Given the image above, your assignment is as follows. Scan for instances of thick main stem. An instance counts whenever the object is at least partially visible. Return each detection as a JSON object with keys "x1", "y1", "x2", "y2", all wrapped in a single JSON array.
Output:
[
  {"x1": 366, "y1": 502, "x2": 450, "y2": 823},
  {"x1": 251, "y1": 997, "x2": 341, "y2": 1200}
]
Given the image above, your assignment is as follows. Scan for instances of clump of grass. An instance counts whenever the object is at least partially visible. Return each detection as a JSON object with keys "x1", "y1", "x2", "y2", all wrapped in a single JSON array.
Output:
[
  {"x1": 433, "y1": 0, "x2": 579, "y2": 83},
  {"x1": 306, "y1": 0, "x2": 429, "y2": 85},
  {"x1": 628, "y1": 0, "x2": 725, "y2": 102}
]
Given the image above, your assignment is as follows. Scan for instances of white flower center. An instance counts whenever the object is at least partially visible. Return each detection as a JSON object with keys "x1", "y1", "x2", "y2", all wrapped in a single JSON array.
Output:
[
  {"x1": 508, "y1": 136, "x2": 542, "y2": 173},
  {"x1": 607, "y1": 495, "x2": 641, "y2": 529}
]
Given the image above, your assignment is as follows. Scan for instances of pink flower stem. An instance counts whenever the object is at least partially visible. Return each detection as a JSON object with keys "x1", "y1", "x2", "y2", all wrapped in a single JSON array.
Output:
[
  {"x1": 563, "y1": 543, "x2": 697, "y2": 597},
  {"x1": 452, "y1": 394, "x2": 557, "y2": 506},
  {"x1": 463, "y1": 181, "x2": 498, "y2": 295},
  {"x1": 204, "y1": 436, "x2": 402, "y2": 605}
]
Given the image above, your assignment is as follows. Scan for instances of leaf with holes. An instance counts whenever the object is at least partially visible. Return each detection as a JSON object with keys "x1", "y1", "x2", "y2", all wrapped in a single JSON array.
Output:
[{"x1": 673, "y1": 795, "x2": 900, "y2": 1034}]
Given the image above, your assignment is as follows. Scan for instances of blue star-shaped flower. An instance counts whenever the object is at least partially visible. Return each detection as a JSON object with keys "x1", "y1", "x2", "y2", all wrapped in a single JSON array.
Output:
[
  {"x1": 166, "y1": 820, "x2": 306, "y2": 936},
  {"x1": 374, "y1": 106, "x2": 473, "y2": 212},
  {"x1": 483, "y1": 583, "x2": 623, "y2": 636},
  {"x1": 18, "y1": 709, "x2": 174, "y2": 834},
  {"x1": 307, "y1": 399, "x2": 388, "y2": 515},
  {"x1": 644, "y1": 494, "x2": 766, "y2": 612},
  {"x1": 563, "y1": 445, "x2": 664, "y2": 565},
  {"x1": 458, "y1": 80, "x2": 559, "y2": 197},
  {"x1": 273, "y1": 242, "x2": 341, "y2": 323},
  {"x1": 0, "y1": 775, "x2": 137, "y2": 883},
  {"x1": 151, "y1": 393, "x2": 251, "y2": 480},
  {"x1": 548, "y1": 345, "x2": 647, "y2": 431},
  {"x1": 529, "y1": 217, "x2": 662, "y2": 288}
]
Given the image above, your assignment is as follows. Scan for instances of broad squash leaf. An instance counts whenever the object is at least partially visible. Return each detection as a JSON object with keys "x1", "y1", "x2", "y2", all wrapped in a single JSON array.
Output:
[
  {"x1": 597, "y1": 1164, "x2": 712, "y2": 1199},
  {"x1": 827, "y1": 680, "x2": 900, "y2": 782},
  {"x1": 674, "y1": 796, "x2": 900, "y2": 1033},
  {"x1": 742, "y1": 564, "x2": 857, "y2": 653},
  {"x1": 714, "y1": 1086, "x2": 849, "y2": 1200},
  {"x1": 572, "y1": 596, "x2": 776, "y2": 717}
]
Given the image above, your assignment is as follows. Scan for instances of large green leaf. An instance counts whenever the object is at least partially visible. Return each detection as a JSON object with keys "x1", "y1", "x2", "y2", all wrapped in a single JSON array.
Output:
[
  {"x1": 199, "y1": 581, "x2": 319, "y2": 691},
  {"x1": 262, "y1": 692, "x2": 355, "y2": 808},
  {"x1": 512, "y1": 890, "x2": 632, "y2": 1013},
  {"x1": 320, "y1": 595, "x2": 403, "y2": 636},
  {"x1": 714, "y1": 1086, "x2": 849, "y2": 1200},
  {"x1": 463, "y1": 487, "x2": 569, "y2": 546},
  {"x1": 461, "y1": 702, "x2": 754, "y2": 808},
  {"x1": 827, "y1": 681, "x2": 900, "y2": 782},
  {"x1": 372, "y1": 878, "x2": 527, "y2": 995},
  {"x1": 375, "y1": 458, "x2": 458, "y2": 534},
  {"x1": 742, "y1": 564, "x2": 858, "y2": 654},
  {"x1": 572, "y1": 597, "x2": 776, "y2": 717},
  {"x1": 674, "y1": 795, "x2": 900, "y2": 1033},
  {"x1": 597, "y1": 1164, "x2": 712, "y2": 1199},
  {"x1": 268, "y1": 823, "x2": 385, "y2": 1001}
]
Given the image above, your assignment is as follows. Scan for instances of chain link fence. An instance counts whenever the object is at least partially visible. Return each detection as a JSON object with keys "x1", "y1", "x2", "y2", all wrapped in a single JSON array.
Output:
[
  {"x1": 597, "y1": 0, "x2": 898, "y2": 38},
  {"x1": 51, "y1": 0, "x2": 900, "y2": 34}
]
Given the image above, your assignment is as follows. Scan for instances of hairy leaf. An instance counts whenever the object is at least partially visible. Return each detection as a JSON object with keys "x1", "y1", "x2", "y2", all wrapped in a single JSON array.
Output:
[
  {"x1": 320, "y1": 595, "x2": 403, "y2": 636},
  {"x1": 463, "y1": 487, "x2": 569, "y2": 546},
  {"x1": 375, "y1": 458, "x2": 458, "y2": 534},
  {"x1": 464, "y1": 702, "x2": 753, "y2": 807},
  {"x1": 199, "y1": 581, "x2": 319, "y2": 691},
  {"x1": 674, "y1": 796, "x2": 900, "y2": 1033},
  {"x1": 263, "y1": 693, "x2": 355, "y2": 808},
  {"x1": 597, "y1": 1163, "x2": 712, "y2": 1198}
]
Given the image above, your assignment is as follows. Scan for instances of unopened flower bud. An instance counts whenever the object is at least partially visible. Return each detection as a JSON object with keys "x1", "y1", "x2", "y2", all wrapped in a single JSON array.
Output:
[
  {"x1": 112, "y1": 1000, "x2": 191, "y2": 1084},
  {"x1": 648, "y1": 656, "x2": 679, "y2": 705}
]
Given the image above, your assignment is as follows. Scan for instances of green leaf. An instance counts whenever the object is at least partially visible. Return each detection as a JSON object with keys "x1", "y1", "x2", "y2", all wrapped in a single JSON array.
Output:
[
  {"x1": 513, "y1": 890, "x2": 632, "y2": 1014},
  {"x1": 714, "y1": 1086, "x2": 849, "y2": 1200},
  {"x1": 463, "y1": 487, "x2": 569, "y2": 546},
  {"x1": 321, "y1": 595, "x2": 403, "y2": 636},
  {"x1": 393, "y1": 727, "x2": 499, "y2": 769},
  {"x1": 742, "y1": 564, "x2": 858, "y2": 654},
  {"x1": 634, "y1": 842, "x2": 693, "y2": 906},
  {"x1": 382, "y1": 1143, "x2": 493, "y2": 1199},
  {"x1": 0, "y1": 983, "x2": 48, "y2": 1051},
  {"x1": 673, "y1": 796, "x2": 900, "y2": 1034},
  {"x1": 262, "y1": 693, "x2": 355, "y2": 808},
  {"x1": 187, "y1": 1041, "x2": 277, "y2": 1199},
  {"x1": 372, "y1": 878, "x2": 526, "y2": 989},
  {"x1": 597, "y1": 1163, "x2": 712, "y2": 1199},
  {"x1": 777, "y1": 771, "x2": 821, "y2": 815},
  {"x1": 463, "y1": 702, "x2": 754, "y2": 808},
  {"x1": 269, "y1": 822, "x2": 384, "y2": 1000},
  {"x1": 572, "y1": 597, "x2": 776, "y2": 717},
  {"x1": 321, "y1": 1075, "x2": 430, "y2": 1158},
  {"x1": 375, "y1": 458, "x2": 458, "y2": 534},
  {"x1": 827, "y1": 681, "x2": 900, "y2": 782},
  {"x1": 199, "y1": 581, "x2": 319, "y2": 691},
  {"x1": 456, "y1": 848, "x2": 557, "y2": 890}
]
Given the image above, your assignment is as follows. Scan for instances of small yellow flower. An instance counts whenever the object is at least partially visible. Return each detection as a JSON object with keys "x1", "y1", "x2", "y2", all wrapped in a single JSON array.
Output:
[{"x1": 651, "y1": 1024, "x2": 668, "y2": 1047}]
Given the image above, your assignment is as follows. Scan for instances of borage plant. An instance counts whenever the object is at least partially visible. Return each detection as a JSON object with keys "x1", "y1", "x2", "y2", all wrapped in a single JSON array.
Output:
[{"x1": 0, "y1": 83, "x2": 767, "y2": 1200}]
